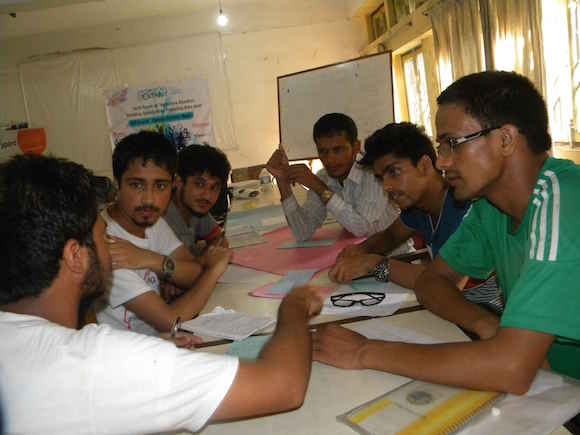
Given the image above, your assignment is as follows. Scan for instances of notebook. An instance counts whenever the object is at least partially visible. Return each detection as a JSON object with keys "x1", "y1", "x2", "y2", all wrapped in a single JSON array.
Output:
[{"x1": 338, "y1": 379, "x2": 501, "y2": 435}]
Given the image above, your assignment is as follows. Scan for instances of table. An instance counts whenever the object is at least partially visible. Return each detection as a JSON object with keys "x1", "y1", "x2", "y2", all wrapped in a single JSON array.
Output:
[
  {"x1": 190, "y1": 310, "x2": 573, "y2": 435},
  {"x1": 197, "y1": 310, "x2": 469, "y2": 435}
]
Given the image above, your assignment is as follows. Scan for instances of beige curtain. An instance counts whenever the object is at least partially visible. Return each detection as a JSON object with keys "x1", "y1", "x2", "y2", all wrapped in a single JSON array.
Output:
[
  {"x1": 430, "y1": 0, "x2": 485, "y2": 92},
  {"x1": 430, "y1": 0, "x2": 546, "y2": 96},
  {"x1": 486, "y1": 0, "x2": 546, "y2": 96}
]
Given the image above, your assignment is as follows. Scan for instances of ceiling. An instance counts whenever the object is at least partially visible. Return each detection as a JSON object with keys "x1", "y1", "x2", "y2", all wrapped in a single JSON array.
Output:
[{"x1": 0, "y1": 0, "x2": 262, "y2": 40}]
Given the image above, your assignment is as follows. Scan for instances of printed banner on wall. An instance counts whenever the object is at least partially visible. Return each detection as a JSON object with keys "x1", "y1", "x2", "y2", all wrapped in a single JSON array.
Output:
[{"x1": 105, "y1": 79, "x2": 216, "y2": 151}]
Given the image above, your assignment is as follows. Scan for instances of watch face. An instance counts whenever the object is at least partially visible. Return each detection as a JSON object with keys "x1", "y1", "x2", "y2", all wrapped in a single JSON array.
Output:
[{"x1": 164, "y1": 257, "x2": 176, "y2": 273}]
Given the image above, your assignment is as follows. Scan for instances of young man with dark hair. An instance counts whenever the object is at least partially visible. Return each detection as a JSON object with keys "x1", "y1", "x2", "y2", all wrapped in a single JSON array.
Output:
[
  {"x1": 0, "y1": 154, "x2": 324, "y2": 434},
  {"x1": 97, "y1": 131, "x2": 232, "y2": 335},
  {"x1": 329, "y1": 122, "x2": 501, "y2": 312},
  {"x1": 164, "y1": 144, "x2": 231, "y2": 252},
  {"x1": 267, "y1": 113, "x2": 411, "y2": 253},
  {"x1": 314, "y1": 71, "x2": 580, "y2": 392}
]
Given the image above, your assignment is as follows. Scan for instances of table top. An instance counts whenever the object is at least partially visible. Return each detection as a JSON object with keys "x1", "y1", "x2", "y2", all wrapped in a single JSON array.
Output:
[{"x1": 196, "y1": 310, "x2": 468, "y2": 435}]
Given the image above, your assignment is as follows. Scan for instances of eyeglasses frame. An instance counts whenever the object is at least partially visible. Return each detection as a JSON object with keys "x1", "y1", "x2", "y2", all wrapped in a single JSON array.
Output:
[
  {"x1": 330, "y1": 291, "x2": 386, "y2": 307},
  {"x1": 437, "y1": 125, "x2": 501, "y2": 157}
]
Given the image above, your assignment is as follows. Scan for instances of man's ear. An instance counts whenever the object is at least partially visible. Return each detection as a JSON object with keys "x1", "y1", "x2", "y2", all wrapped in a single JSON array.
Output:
[
  {"x1": 499, "y1": 124, "x2": 518, "y2": 156},
  {"x1": 62, "y1": 239, "x2": 87, "y2": 277},
  {"x1": 417, "y1": 154, "x2": 433, "y2": 176},
  {"x1": 352, "y1": 139, "x2": 361, "y2": 155}
]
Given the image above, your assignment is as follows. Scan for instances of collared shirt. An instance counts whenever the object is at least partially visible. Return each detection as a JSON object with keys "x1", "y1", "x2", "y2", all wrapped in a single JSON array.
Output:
[
  {"x1": 282, "y1": 162, "x2": 407, "y2": 248},
  {"x1": 164, "y1": 201, "x2": 221, "y2": 249}
]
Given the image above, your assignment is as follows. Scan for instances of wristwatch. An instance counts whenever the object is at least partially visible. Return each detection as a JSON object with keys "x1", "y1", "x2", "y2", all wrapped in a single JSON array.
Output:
[
  {"x1": 374, "y1": 259, "x2": 390, "y2": 282},
  {"x1": 162, "y1": 256, "x2": 176, "y2": 279},
  {"x1": 320, "y1": 189, "x2": 334, "y2": 204}
]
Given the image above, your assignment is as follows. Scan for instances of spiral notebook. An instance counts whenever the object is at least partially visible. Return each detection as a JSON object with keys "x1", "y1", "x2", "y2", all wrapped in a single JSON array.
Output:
[{"x1": 338, "y1": 379, "x2": 501, "y2": 435}]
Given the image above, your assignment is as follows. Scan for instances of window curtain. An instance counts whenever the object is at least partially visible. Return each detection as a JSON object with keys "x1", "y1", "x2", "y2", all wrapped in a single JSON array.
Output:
[
  {"x1": 430, "y1": 0, "x2": 546, "y2": 96},
  {"x1": 486, "y1": 0, "x2": 546, "y2": 96},
  {"x1": 430, "y1": 0, "x2": 485, "y2": 92}
]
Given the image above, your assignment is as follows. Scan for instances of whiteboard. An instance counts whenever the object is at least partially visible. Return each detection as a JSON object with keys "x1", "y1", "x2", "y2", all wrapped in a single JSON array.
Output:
[{"x1": 277, "y1": 53, "x2": 394, "y2": 160}]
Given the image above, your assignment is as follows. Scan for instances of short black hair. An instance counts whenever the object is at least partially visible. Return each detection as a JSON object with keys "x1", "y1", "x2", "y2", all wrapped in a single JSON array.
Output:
[
  {"x1": 313, "y1": 113, "x2": 358, "y2": 145},
  {"x1": 112, "y1": 131, "x2": 177, "y2": 182},
  {"x1": 359, "y1": 122, "x2": 436, "y2": 169},
  {"x1": 177, "y1": 144, "x2": 231, "y2": 186},
  {"x1": 0, "y1": 155, "x2": 97, "y2": 304},
  {"x1": 437, "y1": 71, "x2": 551, "y2": 153}
]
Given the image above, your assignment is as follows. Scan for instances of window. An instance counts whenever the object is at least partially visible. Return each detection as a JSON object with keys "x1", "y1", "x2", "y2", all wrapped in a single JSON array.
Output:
[
  {"x1": 542, "y1": 0, "x2": 579, "y2": 144},
  {"x1": 402, "y1": 47, "x2": 433, "y2": 137},
  {"x1": 370, "y1": 4, "x2": 388, "y2": 41}
]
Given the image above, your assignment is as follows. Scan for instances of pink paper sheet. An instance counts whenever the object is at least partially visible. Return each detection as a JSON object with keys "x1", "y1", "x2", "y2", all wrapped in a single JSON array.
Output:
[{"x1": 232, "y1": 225, "x2": 365, "y2": 275}]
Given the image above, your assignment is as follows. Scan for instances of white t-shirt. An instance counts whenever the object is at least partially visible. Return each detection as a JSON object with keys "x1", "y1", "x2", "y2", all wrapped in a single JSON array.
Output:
[
  {"x1": 97, "y1": 210, "x2": 183, "y2": 336},
  {"x1": 0, "y1": 311, "x2": 238, "y2": 435}
]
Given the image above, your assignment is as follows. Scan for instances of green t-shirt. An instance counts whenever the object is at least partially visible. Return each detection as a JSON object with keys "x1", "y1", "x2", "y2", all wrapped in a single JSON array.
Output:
[{"x1": 440, "y1": 157, "x2": 580, "y2": 380}]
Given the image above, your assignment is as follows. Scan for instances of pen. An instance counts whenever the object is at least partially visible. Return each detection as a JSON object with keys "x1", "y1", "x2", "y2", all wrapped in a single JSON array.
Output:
[{"x1": 170, "y1": 316, "x2": 181, "y2": 338}]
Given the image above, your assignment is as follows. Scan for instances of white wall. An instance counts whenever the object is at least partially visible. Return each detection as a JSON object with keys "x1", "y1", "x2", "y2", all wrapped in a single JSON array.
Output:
[{"x1": 0, "y1": 0, "x2": 367, "y2": 174}]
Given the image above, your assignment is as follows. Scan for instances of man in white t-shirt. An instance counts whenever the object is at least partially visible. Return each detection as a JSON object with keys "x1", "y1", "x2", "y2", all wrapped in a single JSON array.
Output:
[
  {"x1": 0, "y1": 154, "x2": 323, "y2": 434},
  {"x1": 97, "y1": 131, "x2": 232, "y2": 335}
]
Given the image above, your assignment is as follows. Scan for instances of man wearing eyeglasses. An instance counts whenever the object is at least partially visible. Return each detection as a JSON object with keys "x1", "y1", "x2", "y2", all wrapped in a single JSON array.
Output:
[
  {"x1": 314, "y1": 71, "x2": 580, "y2": 392},
  {"x1": 328, "y1": 122, "x2": 502, "y2": 314}
]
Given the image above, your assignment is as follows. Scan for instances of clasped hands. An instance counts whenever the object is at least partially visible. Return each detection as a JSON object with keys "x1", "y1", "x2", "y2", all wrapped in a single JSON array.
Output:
[{"x1": 266, "y1": 146, "x2": 323, "y2": 191}]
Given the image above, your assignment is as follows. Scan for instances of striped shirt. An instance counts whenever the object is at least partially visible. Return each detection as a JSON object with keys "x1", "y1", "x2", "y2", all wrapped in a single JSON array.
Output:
[{"x1": 282, "y1": 162, "x2": 412, "y2": 255}]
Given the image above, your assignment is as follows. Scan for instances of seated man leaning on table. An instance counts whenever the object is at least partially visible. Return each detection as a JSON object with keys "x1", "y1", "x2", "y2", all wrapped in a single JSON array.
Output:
[
  {"x1": 330, "y1": 122, "x2": 502, "y2": 313},
  {"x1": 97, "y1": 131, "x2": 232, "y2": 336},
  {"x1": 267, "y1": 112, "x2": 412, "y2": 255},
  {"x1": 164, "y1": 143, "x2": 231, "y2": 254},
  {"x1": 314, "y1": 71, "x2": 580, "y2": 392},
  {"x1": 0, "y1": 154, "x2": 324, "y2": 434}
]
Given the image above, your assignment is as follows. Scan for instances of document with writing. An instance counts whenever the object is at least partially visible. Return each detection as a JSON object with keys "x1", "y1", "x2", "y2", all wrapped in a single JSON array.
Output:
[{"x1": 180, "y1": 307, "x2": 275, "y2": 341}]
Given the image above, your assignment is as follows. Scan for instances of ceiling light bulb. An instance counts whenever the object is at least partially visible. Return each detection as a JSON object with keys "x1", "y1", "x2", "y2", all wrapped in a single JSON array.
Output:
[{"x1": 217, "y1": 10, "x2": 229, "y2": 26}]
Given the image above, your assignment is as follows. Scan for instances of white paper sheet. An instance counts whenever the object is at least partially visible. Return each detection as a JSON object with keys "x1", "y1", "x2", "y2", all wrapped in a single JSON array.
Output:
[
  {"x1": 458, "y1": 370, "x2": 580, "y2": 435},
  {"x1": 320, "y1": 293, "x2": 411, "y2": 316},
  {"x1": 180, "y1": 307, "x2": 275, "y2": 341},
  {"x1": 320, "y1": 285, "x2": 416, "y2": 316},
  {"x1": 349, "y1": 320, "x2": 451, "y2": 344}
]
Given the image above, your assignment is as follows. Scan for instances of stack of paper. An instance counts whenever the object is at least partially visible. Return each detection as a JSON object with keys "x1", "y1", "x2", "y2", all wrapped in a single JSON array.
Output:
[
  {"x1": 227, "y1": 228, "x2": 266, "y2": 249},
  {"x1": 180, "y1": 307, "x2": 275, "y2": 341}
]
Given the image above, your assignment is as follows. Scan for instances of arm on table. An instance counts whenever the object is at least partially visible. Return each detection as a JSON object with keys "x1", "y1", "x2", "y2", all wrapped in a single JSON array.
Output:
[
  {"x1": 330, "y1": 219, "x2": 416, "y2": 283},
  {"x1": 313, "y1": 323, "x2": 554, "y2": 395},
  {"x1": 211, "y1": 286, "x2": 324, "y2": 421},
  {"x1": 124, "y1": 247, "x2": 232, "y2": 333},
  {"x1": 414, "y1": 256, "x2": 499, "y2": 339}
]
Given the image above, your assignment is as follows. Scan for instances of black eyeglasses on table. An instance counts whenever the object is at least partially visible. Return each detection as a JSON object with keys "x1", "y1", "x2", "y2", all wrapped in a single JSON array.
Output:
[{"x1": 330, "y1": 292, "x2": 386, "y2": 307}]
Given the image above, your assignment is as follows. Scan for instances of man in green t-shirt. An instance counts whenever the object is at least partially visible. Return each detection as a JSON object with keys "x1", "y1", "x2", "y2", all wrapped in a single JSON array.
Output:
[{"x1": 313, "y1": 71, "x2": 580, "y2": 393}]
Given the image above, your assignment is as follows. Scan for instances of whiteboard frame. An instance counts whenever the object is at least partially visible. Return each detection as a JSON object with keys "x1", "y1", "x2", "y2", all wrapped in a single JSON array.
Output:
[{"x1": 277, "y1": 52, "x2": 395, "y2": 161}]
